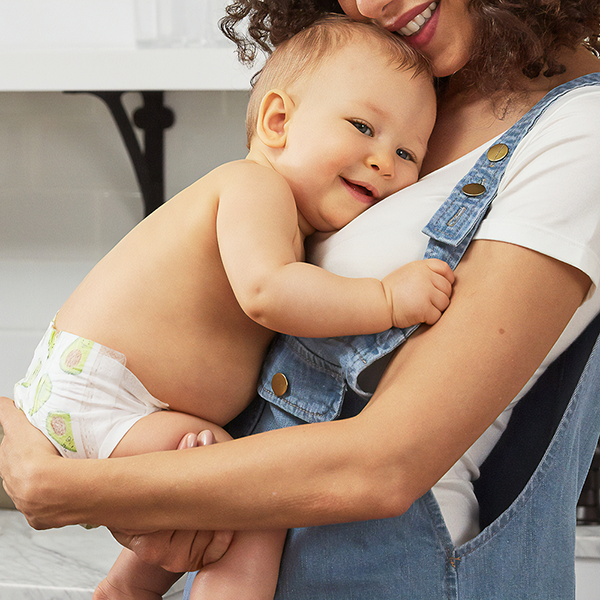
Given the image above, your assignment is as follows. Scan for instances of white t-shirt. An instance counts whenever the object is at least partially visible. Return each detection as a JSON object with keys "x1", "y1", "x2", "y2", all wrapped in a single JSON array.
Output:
[{"x1": 307, "y1": 84, "x2": 600, "y2": 546}]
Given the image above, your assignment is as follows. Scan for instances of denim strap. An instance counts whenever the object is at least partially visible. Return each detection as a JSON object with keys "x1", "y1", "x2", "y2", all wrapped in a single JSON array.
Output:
[{"x1": 422, "y1": 73, "x2": 600, "y2": 267}]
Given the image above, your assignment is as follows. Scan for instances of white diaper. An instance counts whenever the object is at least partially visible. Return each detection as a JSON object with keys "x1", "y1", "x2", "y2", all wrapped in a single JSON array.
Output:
[{"x1": 14, "y1": 321, "x2": 168, "y2": 459}]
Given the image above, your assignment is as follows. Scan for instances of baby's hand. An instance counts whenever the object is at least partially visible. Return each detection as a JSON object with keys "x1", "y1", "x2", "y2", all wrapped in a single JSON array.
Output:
[{"x1": 382, "y1": 259, "x2": 455, "y2": 329}]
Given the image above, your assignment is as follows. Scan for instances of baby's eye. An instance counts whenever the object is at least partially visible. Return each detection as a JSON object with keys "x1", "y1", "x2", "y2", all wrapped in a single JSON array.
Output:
[
  {"x1": 396, "y1": 148, "x2": 414, "y2": 162},
  {"x1": 351, "y1": 120, "x2": 373, "y2": 136}
]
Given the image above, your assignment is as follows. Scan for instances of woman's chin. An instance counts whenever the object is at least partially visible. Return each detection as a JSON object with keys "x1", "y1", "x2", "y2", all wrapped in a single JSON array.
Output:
[{"x1": 431, "y1": 51, "x2": 471, "y2": 80}]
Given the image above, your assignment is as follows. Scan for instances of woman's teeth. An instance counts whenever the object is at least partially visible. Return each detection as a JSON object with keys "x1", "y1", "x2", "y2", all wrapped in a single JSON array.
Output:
[{"x1": 399, "y1": 2, "x2": 437, "y2": 36}]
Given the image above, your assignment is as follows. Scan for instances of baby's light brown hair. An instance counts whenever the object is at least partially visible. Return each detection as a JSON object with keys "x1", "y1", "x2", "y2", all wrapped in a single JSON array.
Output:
[{"x1": 245, "y1": 14, "x2": 432, "y2": 147}]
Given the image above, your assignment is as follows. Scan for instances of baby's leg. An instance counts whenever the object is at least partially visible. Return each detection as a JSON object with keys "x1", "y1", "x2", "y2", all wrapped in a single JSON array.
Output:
[
  {"x1": 190, "y1": 528, "x2": 286, "y2": 600},
  {"x1": 94, "y1": 547, "x2": 181, "y2": 600},
  {"x1": 95, "y1": 411, "x2": 231, "y2": 600},
  {"x1": 110, "y1": 409, "x2": 234, "y2": 457}
]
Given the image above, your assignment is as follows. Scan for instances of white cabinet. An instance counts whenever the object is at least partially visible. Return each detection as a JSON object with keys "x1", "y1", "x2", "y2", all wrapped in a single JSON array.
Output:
[
  {"x1": 0, "y1": 47, "x2": 254, "y2": 92},
  {"x1": 0, "y1": 1, "x2": 258, "y2": 213},
  {"x1": 0, "y1": 0, "x2": 256, "y2": 91}
]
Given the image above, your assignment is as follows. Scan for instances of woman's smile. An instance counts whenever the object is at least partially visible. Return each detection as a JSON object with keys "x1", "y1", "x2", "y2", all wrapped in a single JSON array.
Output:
[
  {"x1": 339, "y1": 0, "x2": 473, "y2": 77},
  {"x1": 389, "y1": 1, "x2": 438, "y2": 37}
]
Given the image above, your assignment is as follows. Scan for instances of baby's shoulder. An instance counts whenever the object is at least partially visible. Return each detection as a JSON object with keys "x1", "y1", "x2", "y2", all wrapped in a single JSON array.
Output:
[{"x1": 212, "y1": 159, "x2": 290, "y2": 193}]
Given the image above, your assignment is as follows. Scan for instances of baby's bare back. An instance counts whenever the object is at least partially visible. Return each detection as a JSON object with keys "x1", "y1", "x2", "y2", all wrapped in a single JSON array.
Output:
[{"x1": 55, "y1": 168, "x2": 274, "y2": 426}]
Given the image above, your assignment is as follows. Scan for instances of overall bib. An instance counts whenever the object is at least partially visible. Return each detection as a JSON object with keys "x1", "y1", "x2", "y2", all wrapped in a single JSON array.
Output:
[{"x1": 184, "y1": 73, "x2": 600, "y2": 599}]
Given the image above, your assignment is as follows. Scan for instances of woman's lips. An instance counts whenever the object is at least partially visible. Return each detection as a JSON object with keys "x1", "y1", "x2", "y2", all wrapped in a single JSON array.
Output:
[{"x1": 386, "y1": 1, "x2": 438, "y2": 36}]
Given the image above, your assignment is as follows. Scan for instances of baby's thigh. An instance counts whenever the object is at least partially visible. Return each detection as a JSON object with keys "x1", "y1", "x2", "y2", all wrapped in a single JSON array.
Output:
[{"x1": 110, "y1": 410, "x2": 231, "y2": 457}]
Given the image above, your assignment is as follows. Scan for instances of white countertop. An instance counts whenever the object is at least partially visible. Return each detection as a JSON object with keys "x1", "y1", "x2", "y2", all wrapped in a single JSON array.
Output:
[
  {"x1": 576, "y1": 525, "x2": 600, "y2": 559},
  {"x1": 0, "y1": 509, "x2": 184, "y2": 599},
  {"x1": 0, "y1": 508, "x2": 598, "y2": 599}
]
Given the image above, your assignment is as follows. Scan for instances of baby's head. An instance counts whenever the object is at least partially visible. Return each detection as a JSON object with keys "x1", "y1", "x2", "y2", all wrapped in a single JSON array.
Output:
[
  {"x1": 246, "y1": 14, "x2": 433, "y2": 146},
  {"x1": 246, "y1": 14, "x2": 437, "y2": 233}
]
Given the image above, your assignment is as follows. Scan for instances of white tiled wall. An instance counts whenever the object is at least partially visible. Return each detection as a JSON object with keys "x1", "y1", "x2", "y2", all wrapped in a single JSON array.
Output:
[{"x1": 0, "y1": 89, "x2": 249, "y2": 397}]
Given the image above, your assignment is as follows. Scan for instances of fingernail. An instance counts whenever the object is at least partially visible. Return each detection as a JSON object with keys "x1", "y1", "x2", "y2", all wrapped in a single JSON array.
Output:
[{"x1": 199, "y1": 430, "x2": 212, "y2": 446}]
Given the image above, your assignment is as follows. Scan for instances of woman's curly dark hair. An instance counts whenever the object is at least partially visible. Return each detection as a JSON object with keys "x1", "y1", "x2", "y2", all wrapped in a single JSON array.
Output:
[
  {"x1": 219, "y1": 0, "x2": 343, "y2": 64},
  {"x1": 219, "y1": 0, "x2": 600, "y2": 96}
]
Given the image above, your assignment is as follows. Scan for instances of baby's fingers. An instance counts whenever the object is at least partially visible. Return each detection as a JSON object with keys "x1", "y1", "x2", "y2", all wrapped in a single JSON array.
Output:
[
  {"x1": 422, "y1": 304, "x2": 443, "y2": 326},
  {"x1": 421, "y1": 286, "x2": 453, "y2": 325},
  {"x1": 432, "y1": 272, "x2": 454, "y2": 298},
  {"x1": 431, "y1": 287, "x2": 452, "y2": 313},
  {"x1": 425, "y1": 259, "x2": 455, "y2": 284}
]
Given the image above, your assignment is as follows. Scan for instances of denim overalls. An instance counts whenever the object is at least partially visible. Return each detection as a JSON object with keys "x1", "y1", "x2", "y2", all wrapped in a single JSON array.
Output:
[{"x1": 185, "y1": 73, "x2": 600, "y2": 599}]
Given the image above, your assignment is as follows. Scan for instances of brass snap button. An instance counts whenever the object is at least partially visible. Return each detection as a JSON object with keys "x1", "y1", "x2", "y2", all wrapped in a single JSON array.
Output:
[
  {"x1": 271, "y1": 372, "x2": 289, "y2": 397},
  {"x1": 462, "y1": 183, "x2": 486, "y2": 197},
  {"x1": 487, "y1": 143, "x2": 509, "y2": 162}
]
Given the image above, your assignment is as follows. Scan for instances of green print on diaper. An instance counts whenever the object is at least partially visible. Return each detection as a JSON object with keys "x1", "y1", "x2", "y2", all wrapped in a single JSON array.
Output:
[
  {"x1": 46, "y1": 412, "x2": 77, "y2": 453},
  {"x1": 19, "y1": 360, "x2": 41, "y2": 389},
  {"x1": 48, "y1": 328, "x2": 60, "y2": 358},
  {"x1": 30, "y1": 374, "x2": 52, "y2": 416},
  {"x1": 60, "y1": 338, "x2": 94, "y2": 375}
]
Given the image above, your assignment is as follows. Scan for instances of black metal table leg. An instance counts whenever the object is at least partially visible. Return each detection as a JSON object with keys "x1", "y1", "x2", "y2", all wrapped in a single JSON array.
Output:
[{"x1": 68, "y1": 91, "x2": 175, "y2": 216}]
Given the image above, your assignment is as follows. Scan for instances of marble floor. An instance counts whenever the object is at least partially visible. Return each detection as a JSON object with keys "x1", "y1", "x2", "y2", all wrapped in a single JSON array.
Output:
[
  {"x1": 1, "y1": 507, "x2": 599, "y2": 599},
  {"x1": 0, "y1": 509, "x2": 185, "y2": 599}
]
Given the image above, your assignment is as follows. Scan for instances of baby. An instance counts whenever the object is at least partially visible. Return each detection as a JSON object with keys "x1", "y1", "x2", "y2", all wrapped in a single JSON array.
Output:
[{"x1": 14, "y1": 14, "x2": 450, "y2": 600}]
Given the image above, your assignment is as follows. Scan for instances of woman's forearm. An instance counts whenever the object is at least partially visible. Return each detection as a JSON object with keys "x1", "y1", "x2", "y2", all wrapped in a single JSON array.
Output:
[
  {"x1": 3, "y1": 410, "x2": 399, "y2": 532},
  {"x1": 1, "y1": 240, "x2": 590, "y2": 533}
]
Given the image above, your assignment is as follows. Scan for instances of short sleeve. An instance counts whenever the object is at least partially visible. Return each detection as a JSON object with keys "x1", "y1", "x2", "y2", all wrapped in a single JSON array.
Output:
[{"x1": 474, "y1": 87, "x2": 600, "y2": 296}]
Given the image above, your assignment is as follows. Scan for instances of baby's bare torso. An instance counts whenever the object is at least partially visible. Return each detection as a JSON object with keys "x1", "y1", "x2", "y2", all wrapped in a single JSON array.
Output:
[{"x1": 56, "y1": 164, "x2": 279, "y2": 426}]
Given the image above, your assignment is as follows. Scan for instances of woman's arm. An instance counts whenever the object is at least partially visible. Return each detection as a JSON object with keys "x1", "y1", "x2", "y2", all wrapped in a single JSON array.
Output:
[{"x1": 0, "y1": 239, "x2": 590, "y2": 532}]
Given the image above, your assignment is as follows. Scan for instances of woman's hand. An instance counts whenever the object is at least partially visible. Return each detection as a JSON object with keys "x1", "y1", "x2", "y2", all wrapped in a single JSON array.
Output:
[
  {"x1": 0, "y1": 396, "x2": 62, "y2": 528},
  {"x1": 111, "y1": 430, "x2": 234, "y2": 572},
  {"x1": 112, "y1": 528, "x2": 234, "y2": 573}
]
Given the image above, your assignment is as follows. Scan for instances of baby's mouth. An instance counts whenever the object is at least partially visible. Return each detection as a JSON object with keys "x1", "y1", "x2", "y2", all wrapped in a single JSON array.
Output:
[
  {"x1": 341, "y1": 178, "x2": 378, "y2": 203},
  {"x1": 345, "y1": 180, "x2": 372, "y2": 196},
  {"x1": 398, "y1": 2, "x2": 438, "y2": 37}
]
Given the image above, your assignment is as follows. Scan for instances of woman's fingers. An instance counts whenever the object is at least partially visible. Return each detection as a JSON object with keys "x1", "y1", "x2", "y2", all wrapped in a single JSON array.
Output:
[
  {"x1": 0, "y1": 396, "x2": 20, "y2": 437},
  {"x1": 177, "y1": 432, "x2": 197, "y2": 450},
  {"x1": 201, "y1": 529, "x2": 235, "y2": 567},
  {"x1": 114, "y1": 529, "x2": 217, "y2": 573}
]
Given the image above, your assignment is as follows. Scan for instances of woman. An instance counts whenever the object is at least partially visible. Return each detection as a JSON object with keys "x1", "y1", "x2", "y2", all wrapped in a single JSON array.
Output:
[{"x1": 1, "y1": 1, "x2": 600, "y2": 598}]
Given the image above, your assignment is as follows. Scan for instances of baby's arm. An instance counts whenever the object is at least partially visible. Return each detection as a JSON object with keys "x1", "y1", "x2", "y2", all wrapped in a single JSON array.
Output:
[{"x1": 217, "y1": 161, "x2": 453, "y2": 337}]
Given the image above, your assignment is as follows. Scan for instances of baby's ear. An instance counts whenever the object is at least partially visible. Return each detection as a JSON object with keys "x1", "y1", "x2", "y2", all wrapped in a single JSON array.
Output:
[{"x1": 256, "y1": 89, "x2": 294, "y2": 148}]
